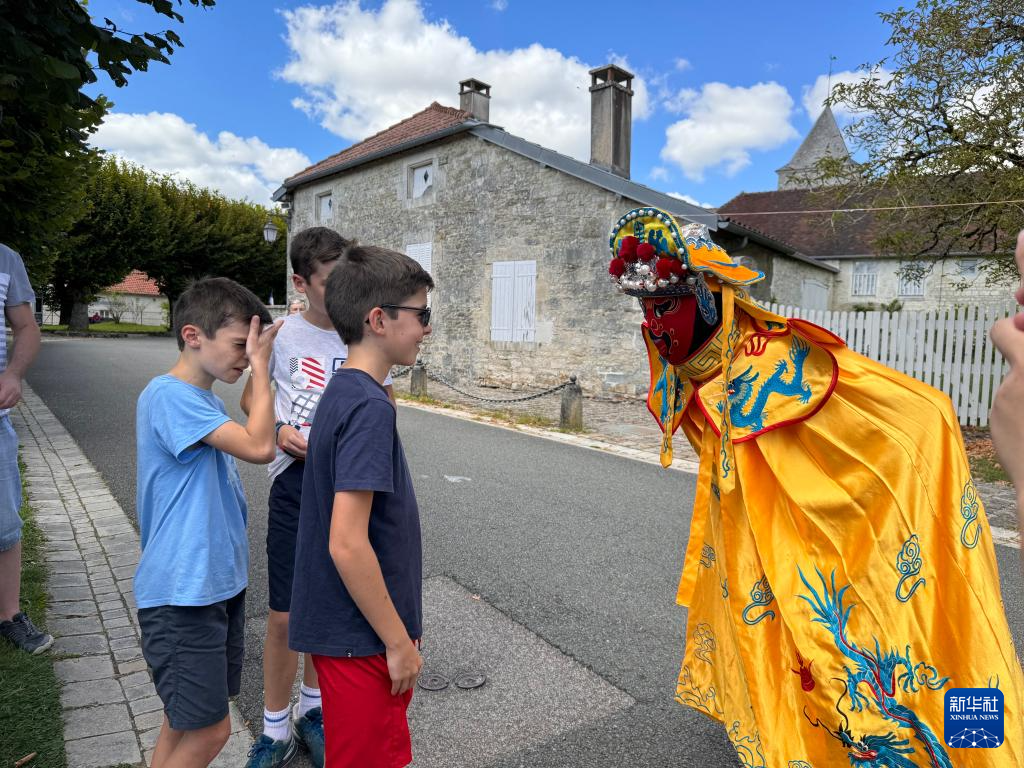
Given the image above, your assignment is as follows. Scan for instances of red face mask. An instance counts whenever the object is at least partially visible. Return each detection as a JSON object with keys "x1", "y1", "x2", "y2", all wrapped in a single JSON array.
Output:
[{"x1": 642, "y1": 295, "x2": 698, "y2": 364}]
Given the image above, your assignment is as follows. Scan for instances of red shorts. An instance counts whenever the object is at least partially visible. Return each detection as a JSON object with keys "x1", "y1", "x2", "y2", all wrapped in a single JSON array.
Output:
[{"x1": 311, "y1": 653, "x2": 414, "y2": 768}]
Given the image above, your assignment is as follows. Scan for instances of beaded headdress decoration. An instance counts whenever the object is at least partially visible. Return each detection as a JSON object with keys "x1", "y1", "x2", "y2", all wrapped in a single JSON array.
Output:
[{"x1": 607, "y1": 207, "x2": 764, "y2": 325}]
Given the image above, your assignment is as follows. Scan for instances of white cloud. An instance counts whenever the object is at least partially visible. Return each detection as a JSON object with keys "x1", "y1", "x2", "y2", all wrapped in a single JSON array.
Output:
[
  {"x1": 649, "y1": 166, "x2": 669, "y2": 182},
  {"x1": 660, "y1": 82, "x2": 798, "y2": 181},
  {"x1": 491, "y1": 0, "x2": 507, "y2": 10},
  {"x1": 91, "y1": 112, "x2": 311, "y2": 204},
  {"x1": 802, "y1": 68, "x2": 893, "y2": 121},
  {"x1": 668, "y1": 192, "x2": 716, "y2": 209},
  {"x1": 674, "y1": 58, "x2": 691, "y2": 72},
  {"x1": 277, "y1": 0, "x2": 650, "y2": 161}
]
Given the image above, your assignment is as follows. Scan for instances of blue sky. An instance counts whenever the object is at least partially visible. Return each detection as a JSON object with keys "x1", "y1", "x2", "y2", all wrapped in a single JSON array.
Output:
[{"x1": 84, "y1": 0, "x2": 899, "y2": 208}]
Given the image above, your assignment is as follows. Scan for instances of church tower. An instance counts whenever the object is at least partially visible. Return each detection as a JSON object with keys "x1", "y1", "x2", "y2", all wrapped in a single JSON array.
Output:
[{"x1": 776, "y1": 105, "x2": 852, "y2": 190}]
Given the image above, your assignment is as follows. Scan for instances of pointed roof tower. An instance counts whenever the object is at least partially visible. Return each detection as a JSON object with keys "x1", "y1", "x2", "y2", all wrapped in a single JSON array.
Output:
[{"x1": 776, "y1": 105, "x2": 851, "y2": 190}]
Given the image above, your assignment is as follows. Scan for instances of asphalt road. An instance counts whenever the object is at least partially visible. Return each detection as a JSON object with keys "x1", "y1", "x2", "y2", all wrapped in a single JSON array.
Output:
[{"x1": 27, "y1": 335, "x2": 1024, "y2": 767}]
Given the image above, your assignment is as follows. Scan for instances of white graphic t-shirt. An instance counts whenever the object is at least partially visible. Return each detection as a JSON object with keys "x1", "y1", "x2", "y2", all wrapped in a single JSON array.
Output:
[{"x1": 267, "y1": 313, "x2": 392, "y2": 480}]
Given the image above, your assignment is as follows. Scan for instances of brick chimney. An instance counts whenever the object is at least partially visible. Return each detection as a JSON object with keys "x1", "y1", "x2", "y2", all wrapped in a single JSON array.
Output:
[
  {"x1": 589, "y1": 64, "x2": 633, "y2": 179},
  {"x1": 459, "y1": 78, "x2": 491, "y2": 122}
]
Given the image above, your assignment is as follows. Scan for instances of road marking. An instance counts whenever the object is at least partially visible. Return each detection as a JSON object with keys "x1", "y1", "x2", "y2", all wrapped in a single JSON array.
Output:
[
  {"x1": 990, "y1": 526, "x2": 1020, "y2": 550},
  {"x1": 444, "y1": 475, "x2": 472, "y2": 483}
]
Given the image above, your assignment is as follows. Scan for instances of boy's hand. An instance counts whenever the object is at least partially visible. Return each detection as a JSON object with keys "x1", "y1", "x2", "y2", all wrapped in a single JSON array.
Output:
[
  {"x1": 386, "y1": 639, "x2": 422, "y2": 696},
  {"x1": 247, "y1": 315, "x2": 283, "y2": 370},
  {"x1": 277, "y1": 425, "x2": 308, "y2": 459},
  {"x1": 0, "y1": 371, "x2": 22, "y2": 409}
]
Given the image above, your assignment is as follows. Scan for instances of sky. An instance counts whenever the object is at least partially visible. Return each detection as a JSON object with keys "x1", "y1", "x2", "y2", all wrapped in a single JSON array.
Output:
[{"x1": 83, "y1": 0, "x2": 901, "y2": 209}]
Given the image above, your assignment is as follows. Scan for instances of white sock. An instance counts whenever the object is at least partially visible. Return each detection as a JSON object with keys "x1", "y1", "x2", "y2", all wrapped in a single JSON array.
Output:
[
  {"x1": 297, "y1": 684, "x2": 322, "y2": 717},
  {"x1": 263, "y1": 705, "x2": 292, "y2": 742}
]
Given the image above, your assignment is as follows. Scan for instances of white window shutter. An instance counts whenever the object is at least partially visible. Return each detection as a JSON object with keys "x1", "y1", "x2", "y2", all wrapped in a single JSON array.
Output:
[
  {"x1": 406, "y1": 242, "x2": 432, "y2": 274},
  {"x1": 513, "y1": 260, "x2": 536, "y2": 342},
  {"x1": 490, "y1": 261, "x2": 514, "y2": 341}
]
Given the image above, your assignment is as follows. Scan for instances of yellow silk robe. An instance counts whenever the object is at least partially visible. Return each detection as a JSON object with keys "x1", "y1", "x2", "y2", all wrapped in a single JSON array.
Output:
[{"x1": 646, "y1": 294, "x2": 1024, "y2": 767}]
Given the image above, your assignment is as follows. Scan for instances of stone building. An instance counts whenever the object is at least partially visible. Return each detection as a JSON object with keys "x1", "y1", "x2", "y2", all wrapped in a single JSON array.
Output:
[
  {"x1": 273, "y1": 66, "x2": 834, "y2": 395},
  {"x1": 722, "y1": 107, "x2": 1014, "y2": 311}
]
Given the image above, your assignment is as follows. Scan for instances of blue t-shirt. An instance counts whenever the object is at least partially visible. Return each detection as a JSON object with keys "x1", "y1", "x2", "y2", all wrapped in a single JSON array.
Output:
[
  {"x1": 134, "y1": 375, "x2": 248, "y2": 609},
  {"x1": 289, "y1": 368, "x2": 422, "y2": 657}
]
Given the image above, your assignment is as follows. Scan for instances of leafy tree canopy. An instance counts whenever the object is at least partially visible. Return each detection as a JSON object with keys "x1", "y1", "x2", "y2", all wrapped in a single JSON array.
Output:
[
  {"x1": 828, "y1": 0, "x2": 1024, "y2": 283},
  {"x1": 0, "y1": 0, "x2": 214, "y2": 275}
]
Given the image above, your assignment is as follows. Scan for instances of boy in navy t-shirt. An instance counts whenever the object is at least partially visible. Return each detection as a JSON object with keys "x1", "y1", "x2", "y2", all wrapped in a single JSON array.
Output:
[
  {"x1": 289, "y1": 244, "x2": 433, "y2": 768},
  {"x1": 135, "y1": 278, "x2": 281, "y2": 767}
]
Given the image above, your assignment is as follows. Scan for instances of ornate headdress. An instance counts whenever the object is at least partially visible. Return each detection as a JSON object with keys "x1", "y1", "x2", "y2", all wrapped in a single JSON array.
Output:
[{"x1": 607, "y1": 207, "x2": 764, "y2": 325}]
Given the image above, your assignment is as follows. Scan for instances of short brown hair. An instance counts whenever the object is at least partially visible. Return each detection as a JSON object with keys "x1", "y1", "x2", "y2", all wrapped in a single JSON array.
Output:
[
  {"x1": 290, "y1": 227, "x2": 350, "y2": 281},
  {"x1": 325, "y1": 245, "x2": 434, "y2": 344},
  {"x1": 173, "y1": 277, "x2": 271, "y2": 350}
]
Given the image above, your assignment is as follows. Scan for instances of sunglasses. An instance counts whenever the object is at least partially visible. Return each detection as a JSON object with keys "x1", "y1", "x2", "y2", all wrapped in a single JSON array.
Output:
[{"x1": 379, "y1": 304, "x2": 432, "y2": 327}]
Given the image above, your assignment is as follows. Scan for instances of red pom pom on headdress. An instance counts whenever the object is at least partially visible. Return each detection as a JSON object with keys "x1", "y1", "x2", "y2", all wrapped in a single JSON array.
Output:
[
  {"x1": 655, "y1": 258, "x2": 676, "y2": 280},
  {"x1": 636, "y1": 242, "x2": 656, "y2": 261},
  {"x1": 608, "y1": 258, "x2": 626, "y2": 278},
  {"x1": 618, "y1": 236, "x2": 639, "y2": 262}
]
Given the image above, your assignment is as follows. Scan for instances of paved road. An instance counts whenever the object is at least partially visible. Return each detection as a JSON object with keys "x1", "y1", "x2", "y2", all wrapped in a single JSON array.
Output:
[{"x1": 27, "y1": 335, "x2": 1024, "y2": 767}]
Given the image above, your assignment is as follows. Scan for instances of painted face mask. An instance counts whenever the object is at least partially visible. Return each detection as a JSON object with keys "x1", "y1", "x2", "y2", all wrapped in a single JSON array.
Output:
[{"x1": 642, "y1": 295, "x2": 699, "y2": 365}]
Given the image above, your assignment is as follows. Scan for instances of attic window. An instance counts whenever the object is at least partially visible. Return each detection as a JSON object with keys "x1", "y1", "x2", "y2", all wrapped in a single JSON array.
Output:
[
  {"x1": 409, "y1": 161, "x2": 433, "y2": 199},
  {"x1": 316, "y1": 192, "x2": 333, "y2": 222}
]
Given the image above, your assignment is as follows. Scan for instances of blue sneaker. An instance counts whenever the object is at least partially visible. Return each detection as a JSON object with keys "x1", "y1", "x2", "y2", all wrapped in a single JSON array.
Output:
[
  {"x1": 244, "y1": 733, "x2": 297, "y2": 768},
  {"x1": 293, "y1": 706, "x2": 324, "y2": 768}
]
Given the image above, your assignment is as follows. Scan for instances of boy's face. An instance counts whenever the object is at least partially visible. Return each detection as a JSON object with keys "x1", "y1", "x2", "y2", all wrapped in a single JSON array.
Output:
[
  {"x1": 382, "y1": 287, "x2": 431, "y2": 367},
  {"x1": 292, "y1": 259, "x2": 337, "y2": 315},
  {"x1": 194, "y1": 319, "x2": 252, "y2": 384}
]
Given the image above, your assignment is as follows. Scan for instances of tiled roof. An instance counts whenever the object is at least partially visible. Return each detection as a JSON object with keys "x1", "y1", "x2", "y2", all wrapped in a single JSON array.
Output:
[
  {"x1": 719, "y1": 188, "x2": 879, "y2": 258},
  {"x1": 106, "y1": 270, "x2": 162, "y2": 296},
  {"x1": 285, "y1": 103, "x2": 473, "y2": 186}
]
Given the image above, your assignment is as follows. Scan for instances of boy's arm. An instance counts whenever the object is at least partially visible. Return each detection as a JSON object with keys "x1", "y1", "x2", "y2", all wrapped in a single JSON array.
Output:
[
  {"x1": 329, "y1": 489, "x2": 422, "y2": 694},
  {"x1": 204, "y1": 316, "x2": 281, "y2": 464},
  {"x1": 240, "y1": 375, "x2": 253, "y2": 416}
]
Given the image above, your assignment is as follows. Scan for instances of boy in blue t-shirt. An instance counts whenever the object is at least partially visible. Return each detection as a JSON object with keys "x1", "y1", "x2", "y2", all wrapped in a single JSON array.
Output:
[
  {"x1": 135, "y1": 277, "x2": 281, "y2": 767},
  {"x1": 289, "y1": 244, "x2": 433, "y2": 768}
]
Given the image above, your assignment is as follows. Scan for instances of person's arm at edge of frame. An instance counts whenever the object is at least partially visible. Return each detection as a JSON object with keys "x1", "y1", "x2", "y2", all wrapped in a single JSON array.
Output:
[
  {"x1": 988, "y1": 229, "x2": 1024, "y2": 532},
  {"x1": 0, "y1": 303, "x2": 40, "y2": 409},
  {"x1": 204, "y1": 315, "x2": 281, "y2": 464},
  {"x1": 328, "y1": 489, "x2": 422, "y2": 695}
]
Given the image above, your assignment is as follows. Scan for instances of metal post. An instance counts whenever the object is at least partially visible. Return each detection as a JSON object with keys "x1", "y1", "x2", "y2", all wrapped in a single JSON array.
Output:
[
  {"x1": 410, "y1": 360, "x2": 428, "y2": 397},
  {"x1": 560, "y1": 375, "x2": 583, "y2": 431}
]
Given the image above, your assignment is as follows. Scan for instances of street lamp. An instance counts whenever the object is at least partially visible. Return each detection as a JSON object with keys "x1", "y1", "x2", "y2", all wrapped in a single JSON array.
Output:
[{"x1": 263, "y1": 219, "x2": 279, "y2": 244}]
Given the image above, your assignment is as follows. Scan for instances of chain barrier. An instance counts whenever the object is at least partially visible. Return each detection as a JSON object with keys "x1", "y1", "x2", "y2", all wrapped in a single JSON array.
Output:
[
  {"x1": 391, "y1": 365, "x2": 412, "y2": 378},
  {"x1": 424, "y1": 368, "x2": 576, "y2": 404}
]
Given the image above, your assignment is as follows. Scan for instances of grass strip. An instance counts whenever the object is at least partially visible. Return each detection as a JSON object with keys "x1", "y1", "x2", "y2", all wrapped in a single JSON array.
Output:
[{"x1": 0, "y1": 460, "x2": 67, "y2": 768}]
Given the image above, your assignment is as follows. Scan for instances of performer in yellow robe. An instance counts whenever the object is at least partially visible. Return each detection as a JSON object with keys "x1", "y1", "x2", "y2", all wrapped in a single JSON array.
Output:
[{"x1": 606, "y1": 206, "x2": 1024, "y2": 767}]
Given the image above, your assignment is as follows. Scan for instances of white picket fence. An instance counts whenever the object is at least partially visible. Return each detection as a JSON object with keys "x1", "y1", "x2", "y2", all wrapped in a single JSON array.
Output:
[{"x1": 765, "y1": 302, "x2": 1019, "y2": 427}]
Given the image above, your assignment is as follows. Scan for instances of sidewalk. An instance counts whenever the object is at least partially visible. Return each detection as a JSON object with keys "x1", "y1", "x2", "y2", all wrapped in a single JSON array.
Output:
[{"x1": 14, "y1": 384, "x2": 252, "y2": 768}]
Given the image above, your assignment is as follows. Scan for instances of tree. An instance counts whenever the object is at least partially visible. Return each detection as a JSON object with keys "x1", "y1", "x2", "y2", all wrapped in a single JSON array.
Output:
[
  {"x1": 48, "y1": 156, "x2": 170, "y2": 330},
  {"x1": 828, "y1": 0, "x2": 1024, "y2": 282},
  {"x1": 0, "y1": 0, "x2": 215, "y2": 281}
]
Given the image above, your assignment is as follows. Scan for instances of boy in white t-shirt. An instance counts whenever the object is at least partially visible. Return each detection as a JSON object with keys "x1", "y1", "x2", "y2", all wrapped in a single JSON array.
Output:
[{"x1": 241, "y1": 227, "x2": 393, "y2": 768}]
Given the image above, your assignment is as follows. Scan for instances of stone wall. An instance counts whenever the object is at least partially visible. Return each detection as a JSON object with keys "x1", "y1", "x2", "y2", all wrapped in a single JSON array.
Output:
[
  {"x1": 829, "y1": 257, "x2": 1014, "y2": 311},
  {"x1": 769, "y1": 256, "x2": 834, "y2": 308},
  {"x1": 288, "y1": 135, "x2": 653, "y2": 395}
]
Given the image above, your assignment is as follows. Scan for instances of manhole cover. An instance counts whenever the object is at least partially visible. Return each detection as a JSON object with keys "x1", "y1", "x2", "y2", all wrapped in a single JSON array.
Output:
[
  {"x1": 418, "y1": 672, "x2": 449, "y2": 691},
  {"x1": 454, "y1": 672, "x2": 486, "y2": 690}
]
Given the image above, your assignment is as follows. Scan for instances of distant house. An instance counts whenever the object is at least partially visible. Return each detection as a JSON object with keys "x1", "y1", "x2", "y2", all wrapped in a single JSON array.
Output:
[
  {"x1": 273, "y1": 67, "x2": 832, "y2": 394},
  {"x1": 720, "y1": 107, "x2": 1014, "y2": 311},
  {"x1": 91, "y1": 270, "x2": 167, "y2": 326}
]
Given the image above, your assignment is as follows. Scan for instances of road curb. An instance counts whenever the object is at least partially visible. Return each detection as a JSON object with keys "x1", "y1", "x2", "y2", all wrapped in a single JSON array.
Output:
[{"x1": 14, "y1": 384, "x2": 253, "y2": 768}]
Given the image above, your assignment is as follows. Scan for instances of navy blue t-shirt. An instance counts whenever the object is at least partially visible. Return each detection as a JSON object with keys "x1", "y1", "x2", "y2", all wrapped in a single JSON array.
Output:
[{"x1": 289, "y1": 368, "x2": 422, "y2": 657}]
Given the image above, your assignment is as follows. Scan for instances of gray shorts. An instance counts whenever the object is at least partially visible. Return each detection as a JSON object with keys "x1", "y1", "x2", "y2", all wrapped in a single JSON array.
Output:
[
  {"x1": 138, "y1": 590, "x2": 246, "y2": 731},
  {"x1": 0, "y1": 415, "x2": 22, "y2": 552}
]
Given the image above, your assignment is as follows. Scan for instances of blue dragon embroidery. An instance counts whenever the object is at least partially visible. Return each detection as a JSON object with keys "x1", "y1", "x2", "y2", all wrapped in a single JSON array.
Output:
[
  {"x1": 959, "y1": 480, "x2": 980, "y2": 549},
  {"x1": 719, "y1": 336, "x2": 813, "y2": 432},
  {"x1": 742, "y1": 576, "x2": 776, "y2": 625},
  {"x1": 799, "y1": 567, "x2": 952, "y2": 768},
  {"x1": 895, "y1": 535, "x2": 925, "y2": 603}
]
